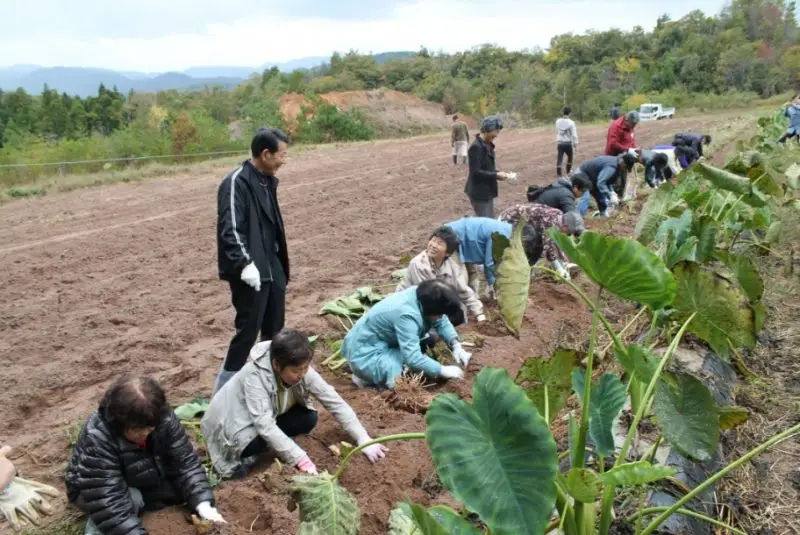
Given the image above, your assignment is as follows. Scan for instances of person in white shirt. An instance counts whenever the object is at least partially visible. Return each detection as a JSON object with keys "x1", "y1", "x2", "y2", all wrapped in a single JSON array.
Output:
[{"x1": 555, "y1": 106, "x2": 579, "y2": 177}]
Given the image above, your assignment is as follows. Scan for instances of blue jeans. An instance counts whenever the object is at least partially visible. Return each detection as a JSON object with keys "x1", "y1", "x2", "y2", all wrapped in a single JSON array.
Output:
[
  {"x1": 595, "y1": 175, "x2": 614, "y2": 212},
  {"x1": 578, "y1": 191, "x2": 591, "y2": 216},
  {"x1": 85, "y1": 488, "x2": 144, "y2": 534}
]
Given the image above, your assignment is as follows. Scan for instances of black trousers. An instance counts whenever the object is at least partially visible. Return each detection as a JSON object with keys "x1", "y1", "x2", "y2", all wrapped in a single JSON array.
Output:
[
  {"x1": 556, "y1": 143, "x2": 574, "y2": 176},
  {"x1": 223, "y1": 278, "x2": 286, "y2": 372},
  {"x1": 241, "y1": 405, "x2": 319, "y2": 458}
]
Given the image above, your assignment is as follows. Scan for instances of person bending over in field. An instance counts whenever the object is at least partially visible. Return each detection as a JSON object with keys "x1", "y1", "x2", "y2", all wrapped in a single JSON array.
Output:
[
  {"x1": 343, "y1": 280, "x2": 470, "y2": 390},
  {"x1": 672, "y1": 132, "x2": 711, "y2": 160},
  {"x1": 640, "y1": 150, "x2": 671, "y2": 188},
  {"x1": 778, "y1": 93, "x2": 800, "y2": 144},
  {"x1": 574, "y1": 153, "x2": 638, "y2": 217},
  {"x1": 0, "y1": 443, "x2": 60, "y2": 532},
  {"x1": 67, "y1": 376, "x2": 224, "y2": 535},
  {"x1": 202, "y1": 329, "x2": 387, "y2": 479},
  {"x1": 527, "y1": 173, "x2": 593, "y2": 215},
  {"x1": 498, "y1": 204, "x2": 584, "y2": 281},
  {"x1": 445, "y1": 216, "x2": 542, "y2": 299},
  {"x1": 396, "y1": 226, "x2": 486, "y2": 324}
]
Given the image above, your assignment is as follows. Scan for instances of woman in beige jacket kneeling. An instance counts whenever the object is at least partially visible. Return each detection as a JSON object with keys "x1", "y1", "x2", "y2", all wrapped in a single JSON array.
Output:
[{"x1": 201, "y1": 329, "x2": 387, "y2": 479}]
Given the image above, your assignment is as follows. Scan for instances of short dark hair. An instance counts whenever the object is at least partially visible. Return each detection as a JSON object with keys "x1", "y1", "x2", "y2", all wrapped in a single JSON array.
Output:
[
  {"x1": 251, "y1": 127, "x2": 291, "y2": 158},
  {"x1": 416, "y1": 280, "x2": 462, "y2": 319},
  {"x1": 562, "y1": 106, "x2": 572, "y2": 116},
  {"x1": 452, "y1": 114, "x2": 459, "y2": 120},
  {"x1": 571, "y1": 173, "x2": 592, "y2": 192},
  {"x1": 100, "y1": 375, "x2": 168, "y2": 433},
  {"x1": 270, "y1": 328, "x2": 314, "y2": 369},
  {"x1": 620, "y1": 152, "x2": 638, "y2": 170},
  {"x1": 702, "y1": 134, "x2": 712, "y2": 144},
  {"x1": 652, "y1": 152, "x2": 669, "y2": 168},
  {"x1": 520, "y1": 222, "x2": 543, "y2": 266},
  {"x1": 430, "y1": 226, "x2": 459, "y2": 255}
]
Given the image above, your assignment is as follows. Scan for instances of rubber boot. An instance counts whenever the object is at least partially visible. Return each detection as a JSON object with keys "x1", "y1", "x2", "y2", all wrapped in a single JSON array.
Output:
[
  {"x1": 453, "y1": 155, "x2": 458, "y2": 165},
  {"x1": 212, "y1": 366, "x2": 237, "y2": 397},
  {"x1": 556, "y1": 166, "x2": 562, "y2": 177}
]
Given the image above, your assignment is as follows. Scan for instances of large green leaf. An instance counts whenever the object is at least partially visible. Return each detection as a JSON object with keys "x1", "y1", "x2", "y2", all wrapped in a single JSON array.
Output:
[
  {"x1": 692, "y1": 216, "x2": 718, "y2": 264},
  {"x1": 496, "y1": 220, "x2": 532, "y2": 337},
  {"x1": 174, "y1": 398, "x2": 210, "y2": 420},
  {"x1": 747, "y1": 206, "x2": 772, "y2": 231},
  {"x1": 600, "y1": 461, "x2": 676, "y2": 487},
  {"x1": 653, "y1": 374, "x2": 720, "y2": 461},
  {"x1": 389, "y1": 504, "x2": 420, "y2": 535},
  {"x1": 655, "y1": 210, "x2": 693, "y2": 247},
  {"x1": 636, "y1": 183, "x2": 676, "y2": 245},
  {"x1": 298, "y1": 522, "x2": 325, "y2": 535},
  {"x1": 409, "y1": 504, "x2": 447, "y2": 535},
  {"x1": 695, "y1": 163, "x2": 768, "y2": 207},
  {"x1": 765, "y1": 221, "x2": 783, "y2": 245},
  {"x1": 572, "y1": 371, "x2": 627, "y2": 458},
  {"x1": 715, "y1": 251, "x2": 764, "y2": 302},
  {"x1": 492, "y1": 231, "x2": 511, "y2": 267},
  {"x1": 565, "y1": 468, "x2": 601, "y2": 503},
  {"x1": 786, "y1": 163, "x2": 800, "y2": 190},
  {"x1": 665, "y1": 235, "x2": 698, "y2": 268},
  {"x1": 672, "y1": 262, "x2": 757, "y2": 358},
  {"x1": 425, "y1": 368, "x2": 558, "y2": 535},
  {"x1": 550, "y1": 230, "x2": 676, "y2": 310},
  {"x1": 615, "y1": 344, "x2": 658, "y2": 384},
  {"x1": 428, "y1": 506, "x2": 482, "y2": 535},
  {"x1": 515, "y1": 348, "x2": 577, "y2": 424},
  {"x1": 290, "y1": 473, "x2": 360, "y2": 535}
]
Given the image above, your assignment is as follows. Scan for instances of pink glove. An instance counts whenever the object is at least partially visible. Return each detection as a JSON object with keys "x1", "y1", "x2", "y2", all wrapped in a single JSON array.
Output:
[
  {"x1": 296, "y1": 456, "x2": 318, "y2": 475},
  {"x1": 361, "y1": 444, "x2": 388, "y2": 463}
]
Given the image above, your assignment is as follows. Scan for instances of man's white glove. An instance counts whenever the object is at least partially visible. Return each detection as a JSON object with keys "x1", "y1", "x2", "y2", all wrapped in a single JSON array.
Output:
[
  {"x1": 476, "y1": 314, "x2": 487, "y2": 323},
  {"x1": 505, "y1": 172, "x2": 519, "y2": 184},
  {"x1": 551, "y1": 260, "x2": 571, "y2": 281},
  {"x1": 609, "y1": 191, "x2": 620, "y2": 206},
  {"x1": 440, "y1": 365, "x2": 465, "y2": 380},
  {"x1": 0, "y1": 477, "x2": 60, "y2": 531},
  {"x1": 451, "y1": 342, "x2": 472, "y2": 368},
  {"x1": 240, "y1": 262, "x2": 261, "y2": 292},
  {"x1": 196, "y1": 501, "x2": 226, "y2": 523}
]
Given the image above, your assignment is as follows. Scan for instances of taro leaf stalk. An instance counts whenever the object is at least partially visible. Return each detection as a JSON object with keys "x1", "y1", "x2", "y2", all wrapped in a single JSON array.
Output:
[{"x1": 495, "y1": 218, "x2": 532, "y2": 337}]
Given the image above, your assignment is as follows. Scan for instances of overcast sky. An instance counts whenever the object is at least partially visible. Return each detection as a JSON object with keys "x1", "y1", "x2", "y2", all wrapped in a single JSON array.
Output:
[{"x1": 1, "y1": 0, "x2": 727, "y2": 72}]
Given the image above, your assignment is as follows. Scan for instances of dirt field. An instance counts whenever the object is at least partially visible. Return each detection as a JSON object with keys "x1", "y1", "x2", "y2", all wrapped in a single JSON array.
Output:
[{"x1": 0, "y1": 116, "x2": 738, "y2": 534}]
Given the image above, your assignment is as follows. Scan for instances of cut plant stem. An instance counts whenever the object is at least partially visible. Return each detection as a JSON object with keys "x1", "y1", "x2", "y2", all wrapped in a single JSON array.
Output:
[
  {"x1": 333, "y1": 433, "x2": 425, "y2": 479},
  {"x1": 631, "y1": 507, "x2": 747, "y2": 535},
  {"x1": 640, "y1": 422, "x2": 800, "y2": 535}
]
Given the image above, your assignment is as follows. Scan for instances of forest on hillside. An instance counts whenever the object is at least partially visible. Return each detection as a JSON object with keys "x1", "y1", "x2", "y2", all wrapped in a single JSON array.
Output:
[{"x1": 0, "y1": 0, "x2": 798, "y2": 180}]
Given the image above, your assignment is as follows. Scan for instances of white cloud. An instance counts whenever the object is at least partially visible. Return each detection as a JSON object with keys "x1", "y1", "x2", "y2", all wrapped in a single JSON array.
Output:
[{"x1": 1, "y1": 0, "x2": 724, "y2": 72}]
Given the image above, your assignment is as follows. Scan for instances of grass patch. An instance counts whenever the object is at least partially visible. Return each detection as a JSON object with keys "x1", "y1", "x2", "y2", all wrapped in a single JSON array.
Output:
[
  {"x1": 6, "y1": 186, "x2": 44, "y2": 198},
  {"x1": 19, "y1": 511, "x2": 84, "y2": 535}
]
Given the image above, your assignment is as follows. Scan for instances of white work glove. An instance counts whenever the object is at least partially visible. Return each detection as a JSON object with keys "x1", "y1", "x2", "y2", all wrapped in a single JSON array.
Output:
[
  {"x1": 296, "y1": 456, "x2": 318, "y2": 475},
  {"x1": 505, "y1": 172, "x2": 518, "y2": 184},
  {"x1": 451, "y1": 342, "x2": 472, "y2": 368},
  {"x1": 360, "y1": 443, "x2": 389, "y2": 463},
  {"x1": 0, "y1": 477, "x2": 60, "y2": 531},
  {"x1": 551, "y1": 260, "x2": 571, "y2": 281},
  {"x1": 476, "y1": 314, "x2": 486, "y2": 323},
  {"x1": 240, "y1": 262, "x2": 261, "y2": 292},
  {"x1": 196, "y1": 501, "x2": 226, "y2": 523},
  {"x1": 485, "y1": 285, "x2": 496, "y2": 301},
  {"x1": 440, "y1": 365, "x2": 465, "y2": 380},
  {"x1": 609, "y1": 191, "x2": 620, "y2": 206}
]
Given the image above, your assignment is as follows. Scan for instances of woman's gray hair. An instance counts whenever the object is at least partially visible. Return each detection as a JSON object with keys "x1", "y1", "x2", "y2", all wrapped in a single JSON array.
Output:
[
  {"x1": 625, "y1": 111, "x2": 640, "y2": 125},
  {"x1": 480, "y1": 115, "x2": 504, "y2": 133}
]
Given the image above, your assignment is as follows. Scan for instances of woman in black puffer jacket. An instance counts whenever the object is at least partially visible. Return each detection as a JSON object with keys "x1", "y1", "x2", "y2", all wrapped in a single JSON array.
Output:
[{"x1": 66, "y1": 376, "x2": 223, "y2": 535}]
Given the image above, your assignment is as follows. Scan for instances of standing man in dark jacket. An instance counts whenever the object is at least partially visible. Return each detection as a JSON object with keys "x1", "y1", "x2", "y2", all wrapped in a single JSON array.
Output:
[
  {"x1": 215, "y1": 127, "x2": 291, "y2": 395},
  {"x1": 527, "y1": 174, "x2": 592, "y2": 214},
  {"x1": 464, "y1": 115, "x2": 515, "y2": 218},
  {"x1": 66, "y1": 376, "x2": 223, "y2": 535}
]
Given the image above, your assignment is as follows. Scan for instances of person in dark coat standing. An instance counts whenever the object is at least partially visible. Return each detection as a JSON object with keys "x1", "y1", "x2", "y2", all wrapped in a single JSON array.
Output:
[
  {"x1": 215, "y1": 128, "x2": 291, "y2": 394},
  {"x1": 66, "y1": 376, "x2": 224, "y2": 535},
  {"x1": 464, "y1": 115, "x2": 514, "y2": 218}
]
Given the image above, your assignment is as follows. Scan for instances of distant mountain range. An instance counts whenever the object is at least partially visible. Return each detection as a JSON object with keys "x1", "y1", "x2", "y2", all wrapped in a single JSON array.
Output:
[{"x1": 0, "y1": 52, "x2": 416, "y2": 97}]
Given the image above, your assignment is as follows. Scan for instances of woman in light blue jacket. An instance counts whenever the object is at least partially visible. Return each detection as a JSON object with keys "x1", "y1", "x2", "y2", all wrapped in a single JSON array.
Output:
[{"x1": 343, "y1": 280, "x2": 470, "y2": 389}]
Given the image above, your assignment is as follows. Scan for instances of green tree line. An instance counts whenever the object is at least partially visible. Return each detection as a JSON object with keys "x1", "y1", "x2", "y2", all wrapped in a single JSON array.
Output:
[{"x1": 1, "y1": 0, "x2": 798, "y2": 183}]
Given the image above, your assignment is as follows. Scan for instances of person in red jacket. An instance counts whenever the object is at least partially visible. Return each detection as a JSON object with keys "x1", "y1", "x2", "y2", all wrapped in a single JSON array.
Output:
[{"x1": 605, "y1": 111, "x2": 639, "y2": 156}]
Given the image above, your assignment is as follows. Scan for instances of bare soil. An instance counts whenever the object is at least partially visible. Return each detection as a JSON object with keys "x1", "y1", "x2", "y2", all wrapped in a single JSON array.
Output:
[{"x1": 0, "y1": 116, "x2": 741, "y2": 534}]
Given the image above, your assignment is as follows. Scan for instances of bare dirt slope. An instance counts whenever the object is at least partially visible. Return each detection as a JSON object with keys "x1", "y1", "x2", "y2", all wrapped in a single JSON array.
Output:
[{"x1": 0, "y1": 116, "x2": 731, "y2": 534}]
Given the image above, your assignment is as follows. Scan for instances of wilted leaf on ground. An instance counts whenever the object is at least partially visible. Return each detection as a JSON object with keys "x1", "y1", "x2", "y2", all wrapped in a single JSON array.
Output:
[
  {"x1": 653, "y1": 374, "x2": 719, "y2": 461},
  {"x1": 496, "y1": 220, "x2": 532, "y2": 337},
  {"x1": 719, "y1": 406, "x2": 751, "y2": 430},
  {"x1": 765, "y1": 221, "x2": 782, "y2": 245},
  {"x1": 550, "y1": 230, "x2": 676, "y2": 310},
  {"x1": 600, "y1": 461, "x2": 676, "y2": 487},
  {"x1": 786, "y1": 163, "x2": 800, "y2": 190},
  {"x1": 425, "y1": 368, "x2": 557, "y2": 535},
  {"x1": 290, "y1": 473, "x2": 360, "y2": 535},
  {"x1": 672, "y1": 262, "x2": 757, "y2": 358},
  {"x1": 515, "y1": 348, "x2": 578, "y2": 424},
  {"x1": 572, "y1": 371, "x2": 627, "y2": 458}
]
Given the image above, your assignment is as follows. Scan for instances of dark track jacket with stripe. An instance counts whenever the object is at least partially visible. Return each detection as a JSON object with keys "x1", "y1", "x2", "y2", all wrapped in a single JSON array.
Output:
[{"x1": 217, "y1": 160, "x2": 289, "y2": 286}]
